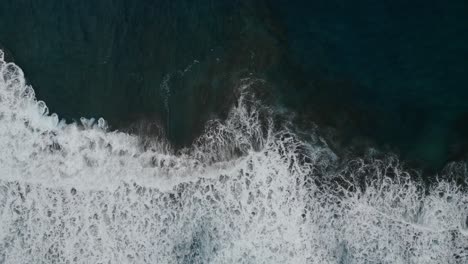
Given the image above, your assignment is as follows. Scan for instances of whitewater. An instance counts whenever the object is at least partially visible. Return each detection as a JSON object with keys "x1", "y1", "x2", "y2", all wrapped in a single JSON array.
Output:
[{"x1": 0, "y1": 50, "x2": 467, "y2": 263}]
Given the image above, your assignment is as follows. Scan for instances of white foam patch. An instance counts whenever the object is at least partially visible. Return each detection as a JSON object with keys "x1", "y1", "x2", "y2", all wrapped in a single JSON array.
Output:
[{"x1": 0, "y1": 50, "x2": 467, "y2": 263}]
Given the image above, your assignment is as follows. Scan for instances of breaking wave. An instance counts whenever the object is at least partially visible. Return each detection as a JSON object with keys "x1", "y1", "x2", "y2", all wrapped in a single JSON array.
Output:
[{"x1": 0, "y1": 49, "x2": 467, "y2": 263}]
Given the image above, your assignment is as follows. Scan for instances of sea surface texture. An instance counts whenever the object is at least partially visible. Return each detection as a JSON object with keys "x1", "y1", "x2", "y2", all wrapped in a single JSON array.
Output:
[{"x1": 0, "y1": 0, "x2": 467, "y2": 263}]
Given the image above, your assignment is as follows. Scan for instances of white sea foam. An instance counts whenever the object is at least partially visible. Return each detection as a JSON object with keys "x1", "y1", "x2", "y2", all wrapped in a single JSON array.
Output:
[{"x1": 0, "y1": 50, "x2": 467, "y2": 263}]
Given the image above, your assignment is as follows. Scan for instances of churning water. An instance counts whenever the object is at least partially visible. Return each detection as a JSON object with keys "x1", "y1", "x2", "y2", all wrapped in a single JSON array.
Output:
[{"x1": 0, "y1": 50, "x2": 467, "y2": 263}]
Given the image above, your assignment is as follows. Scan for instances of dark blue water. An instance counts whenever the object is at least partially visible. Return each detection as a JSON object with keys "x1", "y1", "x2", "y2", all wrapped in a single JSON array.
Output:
[
  {"x1": 1, "y1": 0, "x2": 467, "y2": 171},
  {"x1": 2, "y1": 1, "x2": 468, "y2": 262}
]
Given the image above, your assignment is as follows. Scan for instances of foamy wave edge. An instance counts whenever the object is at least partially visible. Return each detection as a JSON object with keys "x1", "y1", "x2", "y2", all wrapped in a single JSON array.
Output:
[{"x1": 0, "y1": 49, "x2": 467, "y2": 263}]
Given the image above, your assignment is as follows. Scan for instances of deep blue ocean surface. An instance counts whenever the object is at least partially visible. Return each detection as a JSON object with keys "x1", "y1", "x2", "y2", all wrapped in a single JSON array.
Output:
[{"x1": 0, "y1": 1, "x2": 467, "y2": 263}]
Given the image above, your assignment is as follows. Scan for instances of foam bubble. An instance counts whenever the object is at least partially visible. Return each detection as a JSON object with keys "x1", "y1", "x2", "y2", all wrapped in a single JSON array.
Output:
[{"x1": 0, "y1": 51, "x2": 467, "y2": 263}]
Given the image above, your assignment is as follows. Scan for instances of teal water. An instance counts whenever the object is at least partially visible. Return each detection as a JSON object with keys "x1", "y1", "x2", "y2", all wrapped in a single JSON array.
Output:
[{"x1": 1, "y1": 0, "x2": 467, "y2": 170}]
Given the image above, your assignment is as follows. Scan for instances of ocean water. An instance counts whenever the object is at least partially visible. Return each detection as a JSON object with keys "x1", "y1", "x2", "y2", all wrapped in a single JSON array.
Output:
[
  {"x1": 1, "y1": 50, "x2": 468, "y2": 263},
  {"x1": 0, "y1": 0, "x2": 468, "y2": 263},
  {"x1": 1, "y1": 0, "x2": 467, "y2": 170}
]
